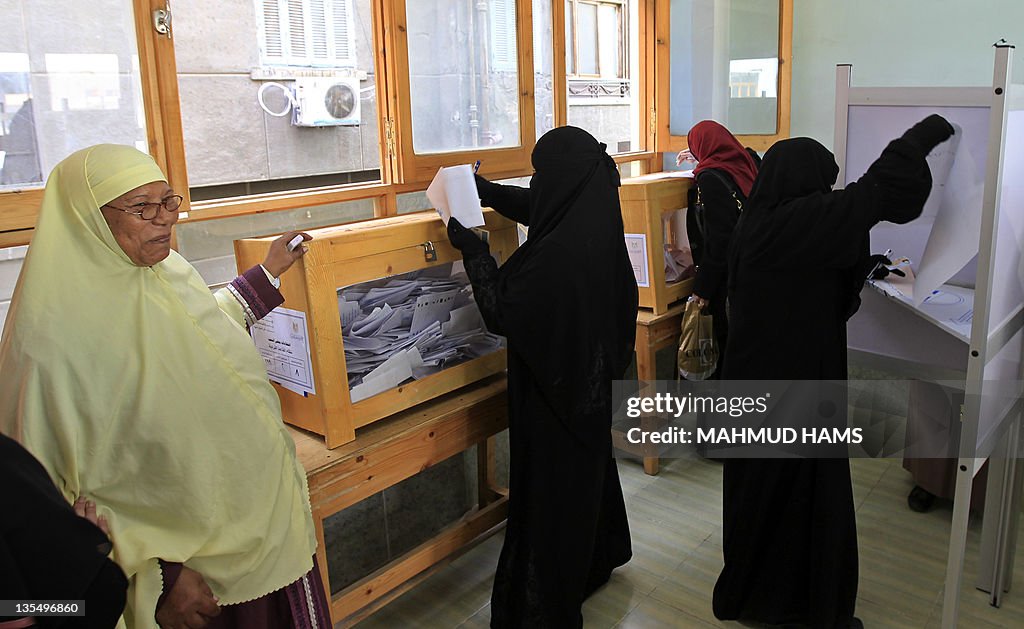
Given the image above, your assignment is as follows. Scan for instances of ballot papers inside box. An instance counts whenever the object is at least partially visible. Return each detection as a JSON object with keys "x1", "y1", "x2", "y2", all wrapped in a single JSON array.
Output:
[
  {"x1": 340, "y1": 263, "x2": 505, "y2": 404},
  {"x1": 234, "y1": 210, "x2": 519, "y2": 448}
]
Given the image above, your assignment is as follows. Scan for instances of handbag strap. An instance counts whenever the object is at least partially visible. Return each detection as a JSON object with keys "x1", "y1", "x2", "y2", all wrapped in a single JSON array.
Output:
[{"x1": 697, "y1": 168, "x2": 744, "y2": 212}]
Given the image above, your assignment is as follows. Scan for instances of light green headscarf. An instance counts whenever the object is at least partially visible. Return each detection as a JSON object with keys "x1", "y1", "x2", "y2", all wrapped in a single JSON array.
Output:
[{"x1": 0, "y1": 145, "x2": 316, "y2": 628}]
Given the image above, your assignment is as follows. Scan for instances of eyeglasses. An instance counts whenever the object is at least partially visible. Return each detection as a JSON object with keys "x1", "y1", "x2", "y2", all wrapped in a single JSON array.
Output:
[{"x1": 103, "y1": 194, "x2": 184, "y2": 221}]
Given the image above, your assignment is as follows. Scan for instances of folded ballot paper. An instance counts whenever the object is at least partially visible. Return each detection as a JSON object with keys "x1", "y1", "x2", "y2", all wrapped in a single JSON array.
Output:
[
  {"x1": 339, "y1": 262, "x2": 504, "y2": 403},
  {"x1": 426, "y1": 164, "x2": 486, "y2": 228}
]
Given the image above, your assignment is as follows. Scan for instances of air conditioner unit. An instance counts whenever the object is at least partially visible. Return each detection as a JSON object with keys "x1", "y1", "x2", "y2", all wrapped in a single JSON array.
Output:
[{"x1": 292, "y1": 77, "x2": 361, "y2": 127}]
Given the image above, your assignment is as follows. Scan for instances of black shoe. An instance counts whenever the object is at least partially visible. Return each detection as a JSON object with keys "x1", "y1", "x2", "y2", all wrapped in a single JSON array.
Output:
[
  {"x1": 908, "y1": 485, "x2": 936, "y2": 513},
  {"x1": 847, "y1": 617, "x2": 864, "y2": 629}
]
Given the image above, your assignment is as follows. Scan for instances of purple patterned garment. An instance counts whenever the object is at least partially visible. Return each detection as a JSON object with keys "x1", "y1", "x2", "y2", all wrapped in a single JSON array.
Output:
[
  {"x1": 159, "y1": 558, "x2": 331, "y2": 629},
  {"x1": 229, "y1": 265, "x2": 285, "y2": 325}
]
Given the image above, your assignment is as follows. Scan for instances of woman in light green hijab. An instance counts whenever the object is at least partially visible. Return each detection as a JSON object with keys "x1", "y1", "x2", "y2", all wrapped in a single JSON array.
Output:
[{"x1": 0, "y1": 144, "x2": 327, "y2": 629}]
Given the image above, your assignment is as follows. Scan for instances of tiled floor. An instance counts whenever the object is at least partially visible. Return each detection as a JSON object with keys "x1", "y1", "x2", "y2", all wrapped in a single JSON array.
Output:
[{"x1": 352, "y1": 456, "x2": 1024, "y2": 628}]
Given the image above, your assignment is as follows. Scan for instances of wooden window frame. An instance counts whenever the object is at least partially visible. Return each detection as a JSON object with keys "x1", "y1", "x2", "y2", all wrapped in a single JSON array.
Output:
[
  {"x1": 0, "y1": 0, "x2": 690, "y2": 247},
  {"x1": 654, "y1": 0, "x2": 793, "y2": 153},
  {"x1": 382, "y1": 0, "x2": 537, "y2": 185},
  {"x1": 554, "y1": 0, "x2": 657, "y2": 163}
]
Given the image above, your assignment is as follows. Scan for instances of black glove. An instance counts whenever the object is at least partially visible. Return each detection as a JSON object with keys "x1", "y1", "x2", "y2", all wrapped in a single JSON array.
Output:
[
  {"x1": 862, "y1": 254, "x2": 906, "y2": 280},
  {"x1": 901, "y1": 114, "x2": 955, "y2": 154},
  {"x1": 474, "y1": 174, "x2": 499, "y2": 204},
  {"x1": 447, "y1": 217, "x2": 490, "y2": 258}
]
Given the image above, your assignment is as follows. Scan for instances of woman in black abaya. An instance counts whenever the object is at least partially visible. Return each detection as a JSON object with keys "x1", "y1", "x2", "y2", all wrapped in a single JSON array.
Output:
[
  {"x1": 716, "y1": 114, "x2": 954, "y2": 628},
  {"x1": 446, "y1": 126, "x2": 638, "y2": 629}
]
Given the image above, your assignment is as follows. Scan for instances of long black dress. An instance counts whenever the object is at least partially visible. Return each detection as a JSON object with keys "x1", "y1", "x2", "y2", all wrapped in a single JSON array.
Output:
[
  {"x1": 715, "y1": 117, "x2": 952, "y2": 627},
  {"x1": 690, "y1": 169, "x2": 745, "y2": 377},
  {"x1": 455, "y1": 126, "x2": 638, "y2": 628},
  {"x1": 1, "y1": 434, "x2": 128, "y2": 628}
]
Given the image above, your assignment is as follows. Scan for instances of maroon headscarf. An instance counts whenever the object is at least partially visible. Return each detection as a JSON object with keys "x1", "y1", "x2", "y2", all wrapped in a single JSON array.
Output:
[{"x1": 688, "y1": 120, "x2": 758, "y2": 197}]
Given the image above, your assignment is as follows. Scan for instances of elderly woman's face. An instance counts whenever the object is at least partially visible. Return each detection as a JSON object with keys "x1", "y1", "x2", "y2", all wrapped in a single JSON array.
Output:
[{"x1": 100, "y1": 181, "x2": 179, "y2": 267}]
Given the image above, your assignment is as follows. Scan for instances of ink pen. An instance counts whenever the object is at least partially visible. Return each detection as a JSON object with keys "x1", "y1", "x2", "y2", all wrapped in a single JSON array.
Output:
[{"x1": 473, "y1": 160, "x2": 481, "y2": 174}]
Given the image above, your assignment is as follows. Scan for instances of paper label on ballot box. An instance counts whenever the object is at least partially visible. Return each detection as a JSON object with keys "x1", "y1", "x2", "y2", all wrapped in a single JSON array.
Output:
[
  {"x1": 251, "y1": 307, "x2": 317, "y2": 396},
  {"x1": 624, "y1": 233, "x2": 650, "y2": 287}
]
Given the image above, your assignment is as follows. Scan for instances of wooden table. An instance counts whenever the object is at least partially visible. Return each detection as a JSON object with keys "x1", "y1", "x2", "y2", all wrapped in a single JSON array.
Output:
[
  {"x1": 612, "y1": 300, "x2": 689, "y2": 475},
  {"x1": 289, "y1": 374, "x2": 509, "y2": 627}
]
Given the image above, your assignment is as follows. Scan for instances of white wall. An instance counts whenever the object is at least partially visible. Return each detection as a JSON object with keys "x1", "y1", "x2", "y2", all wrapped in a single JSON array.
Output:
[{"x1": 791, "y1": 0, "x2": 1024, "y2": 148}]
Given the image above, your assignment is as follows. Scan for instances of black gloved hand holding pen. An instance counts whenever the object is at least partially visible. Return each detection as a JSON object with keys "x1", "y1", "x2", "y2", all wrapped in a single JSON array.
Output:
[
  {"x1": 447, "y1": 217, "x2": 490, "y2": 258},
  {"x1": 863, "y1": 254, "x2": 906, "y2": 281},
  {"x1": 474, "y1": 174, "x2": 500, "y2": 205}
]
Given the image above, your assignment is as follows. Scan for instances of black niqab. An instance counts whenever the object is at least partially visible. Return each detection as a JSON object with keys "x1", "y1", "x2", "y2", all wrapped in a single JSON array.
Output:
[
  {"x1": 495, "y1": 126, "x2": 637, "y2": 441},
  {"x1": 714, "y1": 133, "x2": 936, "y2": 627},
  {"x1": 463, "y1": 126, "x2": 637, "y2": 628}
]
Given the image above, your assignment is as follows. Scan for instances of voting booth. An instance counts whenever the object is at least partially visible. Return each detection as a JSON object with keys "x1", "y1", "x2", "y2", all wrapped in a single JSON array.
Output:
[
  {"x1": 836, "y1": 43, "x2": 1024, "y2": 627},
  {"x1": 618, "y1": 173, "x2": 696, "y2": 313},
  {"x1": 235, "y1": 210, "x2": 518, "y2": 448}
]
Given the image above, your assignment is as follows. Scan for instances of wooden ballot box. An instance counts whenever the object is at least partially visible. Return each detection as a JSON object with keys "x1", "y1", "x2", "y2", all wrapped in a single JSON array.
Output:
[
  {"x1": 235, "y1": 211, "x2": 519, "y2": 448},
  {"x1": 618, "y1": 174, "x2": 695, "y2": 314}
]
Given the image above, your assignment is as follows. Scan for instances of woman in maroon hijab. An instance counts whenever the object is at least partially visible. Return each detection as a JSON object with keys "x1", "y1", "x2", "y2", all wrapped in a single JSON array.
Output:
[{"x1": 677, "y1": 120, "x2": 758, "y2": 377}]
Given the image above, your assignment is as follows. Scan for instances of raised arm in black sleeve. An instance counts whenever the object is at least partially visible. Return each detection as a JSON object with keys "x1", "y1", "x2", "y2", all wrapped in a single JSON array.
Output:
[
  {"x1": 845, "y1": 115, "x2": 952, "y2": 226},
  {"x1": 692, "y1": 170, "x2": 741, "y2": 303},
  {"x1": 768, "y1": 116, "x2": 952, "y2": 269},
  {"x1": 475, "y1": 174, "x2": 531, "y2": 225},
  {"x1": 447, "y1": 217, "x2": 504, "y2": 335}
]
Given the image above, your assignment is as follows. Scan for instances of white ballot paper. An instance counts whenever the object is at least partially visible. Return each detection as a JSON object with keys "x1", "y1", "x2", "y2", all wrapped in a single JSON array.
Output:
[
  {"x1": 250, "y1": 307, "x2": 316, "y2": 396},
  {"x1": 913, "y1": 126, "x2": 984, "y2": 306},
  {"x1": 426, "y1": 164, "x2": 485, "y2": 227}
]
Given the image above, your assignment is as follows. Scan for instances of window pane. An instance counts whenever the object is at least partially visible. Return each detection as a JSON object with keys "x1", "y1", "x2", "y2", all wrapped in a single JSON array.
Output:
[
  {"x1": 0, "y1": 0, "x2": 147, "y2": 190},
  {"x1": 406, "y1": 0, "x2": 521, "y2": 154},
  {"x1": 397, "y1": 190, "x2": 429, "y2": 215},
  {"x1": 177, "y1": 198, "x2": 374, "y2": 285},
  {"x1": 173, "y1": 0, "x2": 381, "y2": 202},
  {"x1": 577, "y1": 3, "x2": 599, "y2": 75},
  {"x1": 669, "y1": 0, "x2": 779, "y2": 135},
  {"x1": 597, "y1": 4, "x2": 619, "y2": 78},
  {"x1": 534, "y1": 0, "x2": 555, "y2": 140},
  {"x1": 567, "y1": 0, "x2": 640, "y2": 154},
  {"x1": 0, "y1": 244, "x2": 28, "y2": 335},
  {"x1": 565, "y1": 1, "x2": 575, "y2": 76}
]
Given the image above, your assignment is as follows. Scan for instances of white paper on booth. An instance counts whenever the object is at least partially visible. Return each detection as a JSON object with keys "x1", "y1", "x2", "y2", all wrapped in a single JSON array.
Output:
[
  {"x1": 249, "y1": 307, "x2": 316, "y2": 396},
  {"x1": 624, "y1": 233, "x2": 650, "y2": 287},
  {"x1": 426, "y1": 164, "x2": 485, "y2": 227},
  {"x1": 914, "y1": 127, "x2": 984, "y2": 306}
]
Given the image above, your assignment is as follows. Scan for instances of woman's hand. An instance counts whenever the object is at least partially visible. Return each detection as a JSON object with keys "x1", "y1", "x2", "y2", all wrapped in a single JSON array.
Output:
[
  {"x1": 676, "y1": 149, "x2": 697, "y2": 167},
  {"x1": 155, "y1": 566, "x2": 221, "y2": 629},
  {"x1": 689, "y1": 294, "x2": 709, "y2": 309},
  {"x1": 73, "y1": 497, "x2": 110, "y2": 537},
  {"x1": 447, "y1": 217, "x2": 490, "y2": 258},
  {"x1": 262, "y1": 231, "x2": 311, "y2": 278}
]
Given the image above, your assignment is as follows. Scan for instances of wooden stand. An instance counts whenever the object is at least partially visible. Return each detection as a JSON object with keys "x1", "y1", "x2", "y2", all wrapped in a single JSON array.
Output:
[
  {"x1": 290, "y1": 375, "x2": 509, "y2": 627},
  {"x1": 611, "y1": 299, "x2": 691, "y2": 476}
]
